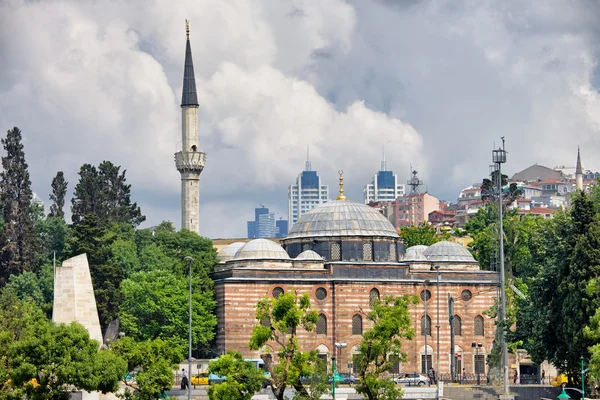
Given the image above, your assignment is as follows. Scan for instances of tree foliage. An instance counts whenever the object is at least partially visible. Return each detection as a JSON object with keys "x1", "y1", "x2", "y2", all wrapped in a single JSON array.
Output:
[
  {"x1": 0, "y1": 127, "x2": 38, "y2": 286},
  {"x1": 398, "y1": 223, "x2": 450, "y2": 247},
  {"x1": 207, "y1": 351, "x2": 266, "y2": 400},
  {"x1": 71, "y1": 161, "x2": 145, "y2": 227},
  {"x1": 249, "y1": 290, "x2": 323, "y2": 400},
  {"x1": 48, "y1": 171, "x2": 68, "y2": 219},
  {"x1": 353, "y1": 295, "x2": 417, "y2": 400}
]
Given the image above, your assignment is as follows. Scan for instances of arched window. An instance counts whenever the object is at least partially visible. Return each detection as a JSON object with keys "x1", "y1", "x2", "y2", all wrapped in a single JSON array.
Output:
[
  {"x1": 331, "y1": 243, "x2": 341, "y2": 261},
  {"x1": 352, "y1": 314, "x2": 363, "y2": 335},
  {"x1": 421, "y1": 315, "x2": 431, "y2": 336},
  {"x1": 317, "y1": 314, "x2": 327, "y2": 335},
  {"x1": 474, "y1": 315, "x2": 484, "y2": 336},
  {"x1": 453, "y1": 315, "x2": 462, "y2": 336},
  {"x1": 369, "y1": 288, "x2": 380, "y2": 307}
]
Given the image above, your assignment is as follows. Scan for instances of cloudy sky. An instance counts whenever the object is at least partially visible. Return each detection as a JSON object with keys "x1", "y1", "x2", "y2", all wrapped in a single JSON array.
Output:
[{"x1": 1, "y1": 0, "x2": 599, "y2": 238}]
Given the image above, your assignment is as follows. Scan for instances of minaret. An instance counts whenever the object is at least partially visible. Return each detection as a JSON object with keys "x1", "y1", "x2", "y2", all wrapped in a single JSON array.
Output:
[
  {"x1": 576, "y1": 147, "x2": 583, "y2": 191},
  {"x1": 175, "y1": 20, "x2": 205, "y2": 233}
]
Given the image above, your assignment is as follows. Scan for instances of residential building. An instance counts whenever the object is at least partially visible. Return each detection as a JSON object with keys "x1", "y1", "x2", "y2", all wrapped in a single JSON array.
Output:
[
  {"x1": 428, "y1": 209, "x2": 456, "y2": 227},
  {"x1": 394, "y1": 193, "x2": 440, "y2": 228},
  {"x1": 366, "y1": 201, "x2": 396, "y2": 226},
  {"x1": 288, "y1": 158, "x2": 329, "y2": 226}
]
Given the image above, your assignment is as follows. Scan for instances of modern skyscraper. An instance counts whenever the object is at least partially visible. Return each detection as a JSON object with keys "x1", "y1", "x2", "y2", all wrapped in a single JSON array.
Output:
[
  {"x1": 276, "y1": 219, "x2": 289, "y2": 238},
  {"x1": 247, "y1": 206, "x2": 279, "y2": 238},
  {"x1": 175, "y1": 21, "x2": 205, "y2": 233},
  {"x1": 363, "y1": 157, "x2": 405, "y2": 203},
  {"x1": 288, "y1": 152, "x2": 329, "y2": 226}
]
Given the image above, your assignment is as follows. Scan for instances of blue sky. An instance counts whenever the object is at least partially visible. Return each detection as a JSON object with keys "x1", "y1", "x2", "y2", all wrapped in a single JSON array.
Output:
[{"x1": 1, "y1": 0, "x2": 599, "y2": 238}]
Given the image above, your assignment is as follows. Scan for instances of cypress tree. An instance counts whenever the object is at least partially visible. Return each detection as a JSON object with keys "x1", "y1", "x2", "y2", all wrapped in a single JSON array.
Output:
[
  {"x1": 48, "y1": 171, "x2": 68, "y2": 219},
  {"x1": 0, "y1": 127, "x2": 37, "y2": 285}
]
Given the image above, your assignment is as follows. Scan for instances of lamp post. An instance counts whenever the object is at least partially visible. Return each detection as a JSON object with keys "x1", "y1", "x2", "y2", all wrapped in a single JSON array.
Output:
[
  {"x1": 332, "y1": 355, "x2": 337, "y2": 399},
  {"x1": 335, "y1": 343, "x2": 347, "y2": 374},
  {"x1": 424, "y1": 280, "x2": 430, "y2": 383},
  {"x1": 434, "y1": 266, "x2": 440, "y2": 383},
  {"x1": 184, "y1": 256, "x2": 194, "y2": 400},
  {"x1": 581, "y1": 356, "x2": 585, "y2": 400}
]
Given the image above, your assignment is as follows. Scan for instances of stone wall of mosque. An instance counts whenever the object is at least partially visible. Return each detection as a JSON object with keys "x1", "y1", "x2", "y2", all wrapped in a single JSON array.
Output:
[{"x1": 213, "y1": 267, "x2": 497, "y2": 376}]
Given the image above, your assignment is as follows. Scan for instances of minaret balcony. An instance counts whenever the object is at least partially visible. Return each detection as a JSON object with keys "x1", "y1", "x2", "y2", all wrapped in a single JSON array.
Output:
[{"x1": 175, "y1": 150, "x2": 206, "y2": 173}]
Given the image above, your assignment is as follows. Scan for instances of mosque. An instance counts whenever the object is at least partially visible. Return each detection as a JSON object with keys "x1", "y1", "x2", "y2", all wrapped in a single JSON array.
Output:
[
  {"x1": 176, "y1": 21, "x2": 498, "y2": 379},
  {"x1": 211, "y1": 174, "x2": 499, "y2": 378}
]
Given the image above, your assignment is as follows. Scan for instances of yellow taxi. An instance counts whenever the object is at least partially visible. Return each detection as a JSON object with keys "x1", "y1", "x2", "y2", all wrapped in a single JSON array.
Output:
[
  {"x1": 191, "y1": 372, "x2": 209, "y2": 385},
  {"x1": 552, "y1": 374, "x2": 568, "y2": 387}
]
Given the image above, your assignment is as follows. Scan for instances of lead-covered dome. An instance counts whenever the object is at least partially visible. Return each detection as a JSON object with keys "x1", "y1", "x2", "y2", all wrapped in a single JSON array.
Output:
[
  {"x1": 287, "y1": 200, "x2": 399, "y2": 239},
  {"x1": 404, "y1": 245, "x2": 429, "y2": 261},
  {"x1": 423, "y1": 241, "x2": 475, "y2": 262},
  {"x1": 217, "y1": 242, "x2": 246, "y2": 262},
  {"x1": 233, "y1": 239, "x2": 290, "y2": 260},
  {"x1": 296, "y1": 250, "x2": 324, "y2": 260}
]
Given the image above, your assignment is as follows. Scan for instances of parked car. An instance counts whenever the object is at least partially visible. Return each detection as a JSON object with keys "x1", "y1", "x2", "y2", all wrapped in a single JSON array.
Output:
[
  {"x1": 191, "y1": 372, "x2": 209, "y2": 385},
  {"x1": 326, "y1": 373, "x2": 358, "y2": 385},
  {"x1": 552, "y1": 374, "x2": 568, "y2": 387},
  {"x1": 395, "y1": 372, "x2": 430, "y2": 386}
]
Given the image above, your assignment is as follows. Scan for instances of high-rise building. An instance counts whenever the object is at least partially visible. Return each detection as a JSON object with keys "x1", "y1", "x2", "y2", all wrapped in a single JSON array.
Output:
[
  {"x1": 288, "y1": 153, "x2": 329, "y2": 226},
  {"x1": 247, "y1": 207, "x2": 276, "y2": 238},
  {"x1": 363, "y1": 158, "x2": 405, "y2": 203},
  {"x1": 276, "y1": 219, "x2": 289, "y2": 238},
  {"x1": 174, "y1": 21, "x2": 205, "y2": 233}
]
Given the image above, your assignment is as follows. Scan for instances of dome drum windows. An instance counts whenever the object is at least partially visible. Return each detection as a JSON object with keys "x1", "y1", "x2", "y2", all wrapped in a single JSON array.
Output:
[
  {"x1": 362, "y1": 242, "x2": 373, "y2": 261},
  {"x1": 331, "y1": 243, "x2": 341, "y2": 261}
]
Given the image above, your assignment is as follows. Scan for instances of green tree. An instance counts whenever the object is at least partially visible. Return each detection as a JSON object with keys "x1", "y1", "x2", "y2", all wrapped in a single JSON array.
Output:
[
  {"x1": 249, "y1": 290, "x2": 323, "y2": 400},
  {"x1": 398, "y1": 223, "x2": 449, "y2": 248},
  {"x1": 48, "y1": 171, "x2": 68, "y2": 219},
  {"x1": 111, "y1": 336, "x2": 182, "y2": 400},
  {"x1": 353, "y1": 295, "x2": 417, "y2": 400},
  {"x1": 4, "y1": 271, "x2": 44, "y2": 308},
  {"x1": 71, "y1": 161, "x2": 145, "y2": 227},
  {"x1": 0, "y1": 127, "x2": 38, "y2": 286},
  {"x1": 207, "y1": 351, "x2": 265, "y2": 400}
]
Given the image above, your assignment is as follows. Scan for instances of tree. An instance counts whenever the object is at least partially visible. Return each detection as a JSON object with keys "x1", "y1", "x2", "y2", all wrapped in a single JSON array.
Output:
[
  {"x1": 0, "y1": 127, "x2": 37, "y2": 286},
  {"x1": 48, "y1": 171, "x2": 68, "y2": 219},
  {"x1": 398, "y1": 223, "x2": 449, "y2": 248},
  {"x1": 248, "y1": 290, "x2": 323, "y2": 400},
  {"x1": 353, "y1": 295, "x2": 417, "y2": 400},
  {"x1": 207, "y1": 351, "x2": 265, "y2": 400},
  {"x1": 71, "y1": 161, "x2": 145, "y2": 227},
  {"x1": 111, "y1": 336, "x2": 182, "y2": 400}
]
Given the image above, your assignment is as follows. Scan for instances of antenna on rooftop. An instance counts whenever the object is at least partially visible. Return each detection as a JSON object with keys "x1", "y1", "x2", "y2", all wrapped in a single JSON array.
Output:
[
  {"x1": 407, "y1": 165, "x2": 423, "y2": 194},
  {"x1": 305, "y1": 144, "x2": 311, "y2": 171}
]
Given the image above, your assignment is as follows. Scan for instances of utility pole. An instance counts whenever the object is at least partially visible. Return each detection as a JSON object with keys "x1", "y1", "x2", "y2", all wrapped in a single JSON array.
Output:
[
  {"x1": 424, "y1": 280, "x2": 430, "y2": 381},
  {"x1": 435, "y1": 266, "x2": 440, "y2": 383}
]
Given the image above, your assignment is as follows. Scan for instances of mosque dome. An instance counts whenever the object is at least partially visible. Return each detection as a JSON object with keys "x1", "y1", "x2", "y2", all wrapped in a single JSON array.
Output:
[
  {"x1": 295, "y1": 250, "x2": 325, "y2": 261},
  {"x1": 404, "y1": 245, "x2": 429, "y2": 261},
  {"x1": 423, "y1": 241, "x2": 475, "y2": 263},
  {"x1": 286, "y1": 200, "x2": 399, "y2": 240},
  {"x1": 217, "y1": 242, "x2": 246, "y2": 262},
  {"x1": 233, "y1": 239, "x2": 290, "y2": 261}
]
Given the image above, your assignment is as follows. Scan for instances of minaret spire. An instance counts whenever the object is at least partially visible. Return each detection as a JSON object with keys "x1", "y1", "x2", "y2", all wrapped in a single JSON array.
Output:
[
  {"x1": 576, "y1": 146, "x2": 583, "y2": 191},
  {"x1": 175, "y1": 20, "x2": 205, "y2": 233}
]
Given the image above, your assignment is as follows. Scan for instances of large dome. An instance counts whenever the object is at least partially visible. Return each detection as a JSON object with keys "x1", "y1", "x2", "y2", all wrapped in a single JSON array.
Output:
[
  {"x1": 287, "y1": 200, "x2": 399, "y2": 239},
  {"x1": 217, "y1": 242, "x2": 246, "y2": 262},
  {"x1": 233, "y1": 239, "x2": 290, "y2": 261},
  {"x1": 423, "y1": 241, "x2": 475, "y2": 262},
  {"x1": 404, "y1": 245, "x2": 429, "y2": 261}
]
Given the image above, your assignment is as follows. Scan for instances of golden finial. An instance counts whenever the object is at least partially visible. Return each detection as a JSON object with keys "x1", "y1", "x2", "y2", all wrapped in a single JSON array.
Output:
[
  {"x1": 186, "y1": 20, "x2": 190, "y2": 40},
  {"x1": 336, "y1": 170, "x2": 347, "y2": 200}
]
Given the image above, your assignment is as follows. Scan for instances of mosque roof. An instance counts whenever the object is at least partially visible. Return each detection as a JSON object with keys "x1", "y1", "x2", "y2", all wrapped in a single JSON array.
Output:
[
  {"x1": 286, "y1": 200, "x2": 399, "y2": 239},
  {"x1": 233, "y1": 239, "x2": 290, "y2": 260},
  {"x1": 217, "y1": 242, "x2": 246, "y2": 262},
  {"x1": 423, "y1": 241, "x2": 476, "y2": 263},
  {"x1": 404, "y1": 245, "x2": 429, "y2": 261},
  {"x1": 295, "y1": 250, "x2": 325, "y2": 260}
]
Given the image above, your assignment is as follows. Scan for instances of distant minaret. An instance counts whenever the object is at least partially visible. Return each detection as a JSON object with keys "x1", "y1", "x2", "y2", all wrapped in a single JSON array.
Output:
[
  {"x1": 576, "y1": 147, "x2": 583, "y2": 191},
  {"x1": 175, "y1": 20, "x2": 205, "y2": 233}
]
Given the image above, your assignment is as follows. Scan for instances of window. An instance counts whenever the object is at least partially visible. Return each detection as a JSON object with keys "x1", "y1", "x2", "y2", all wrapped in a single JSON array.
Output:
[
  {"x1": 363, "y1": 242, "x2": 373, "y2": 261},
  {"x1": 352, "y1": 314, "x2": 362, "y2": 335},
  {"x1": 474, "y1": 315, "x2": 484, "y2": 336},
  {"x1": 261, "y1": 317, "x2": 271, "y2": 327},
  {"x1": 420, "y1": 289, "x2": 431, "y2": 302},
  {"x1": 475, "y1": 355, "x2": 485, "y2": 374},
  {"x1": 461, "y1": 290, "x2": 472, "y2": 301},
  {"x1": 331, "y1": 243, "x2": 341, "y2": 261},
  {"x1": 421, "y1": 315, "x2": 431, "y2": 336},
  {"x1": 315, "y1": 287, "x2": 327, "y2": 301},
  {"x1": 317, "y1": 314, "x2": 327, "y2": 335},
  {"x1": 369, "y1": 288, "x2": 380, "y2": 307},
  {"x1": 272, "y1": 287, "x2": 284, "y2": 299},
  {"x1": 421, "y1": 355, "x2": 432, "y2": 374},
  {"x1": 453, "y1": 315, "x2": 462, "y2": 336}
]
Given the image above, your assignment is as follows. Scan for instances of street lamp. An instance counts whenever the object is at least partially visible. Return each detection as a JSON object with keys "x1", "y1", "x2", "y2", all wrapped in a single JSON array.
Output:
[
  {"x1": 581, "y1": 356, "x2": 585, "y2": 400},
  {"x1": 423, "y1": 280, "x2": 430, "y2": 383},
  {"x1": 184, "y1": 256, "x2": 194, "y2": 400},
  {"x1": 434, "y1": 266, "x2": 440, "y2": 383},
  {"x1": 331, "y1": 355, "x2": 337, "y2": 399},
  {"x1": 335, "y1": 343, "x2": 347, "y2": 373}
]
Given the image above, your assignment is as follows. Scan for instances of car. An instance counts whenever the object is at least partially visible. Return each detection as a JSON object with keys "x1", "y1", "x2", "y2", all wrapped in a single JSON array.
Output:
[
  {"x1": 191, "y1": 372, "x2": 209, "y2": 385},
  {"x1": 552, "y1": 374, "x2": 568, "y2": 387},
  {"x1": 326, "y1": 372, "x2": 358, "y2": 385},
  {"x1": 395, "y1": 372, "x2": 430, "y2": 386}
]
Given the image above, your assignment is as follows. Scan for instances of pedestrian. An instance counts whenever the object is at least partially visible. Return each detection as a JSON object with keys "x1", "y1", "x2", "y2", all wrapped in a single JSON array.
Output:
[
  {"x1": 541, "y1": 369, "x2": 545, "y2": 385},
  {"x1": 181, "y1": 369, "x2": 189, "y2": 390},
  {"x1": 462, "y1": 368, "x2": 468, "y2": 384},
  {"x1": 431, "y1": 367, "x2": 436, "y2": 385},
  {"x1": 513, "y1": 370, "x2": 518, "y2": 384}
]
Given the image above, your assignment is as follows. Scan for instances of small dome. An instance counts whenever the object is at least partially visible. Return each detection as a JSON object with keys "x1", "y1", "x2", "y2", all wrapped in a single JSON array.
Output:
[
  {"x1": 217, "y1": 242, "x2": 246, "y2": 262},
  {"x1": 296, "y1": 250, "x2": 324, "y2": 261},
  {"x1": 233, "y1": 239, "x2": 290, "y2": 260},
  {"x1": 423, "y1": 241, "x2": 475, "y2": 262},
  {"x1": 286, "y1": 200, "x2": 399, "y2": 239},
  {"x1": 404, "y1": 245, "x2": 429, "y2": 261}
]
